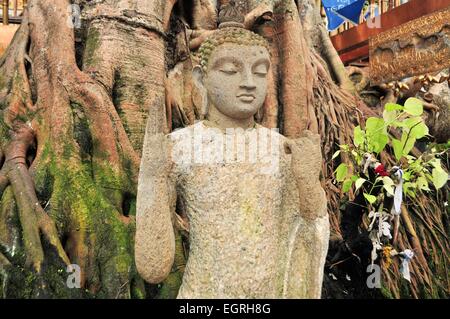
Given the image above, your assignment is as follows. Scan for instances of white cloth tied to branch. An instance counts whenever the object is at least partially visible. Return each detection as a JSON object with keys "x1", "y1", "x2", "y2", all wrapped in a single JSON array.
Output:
[
  {"x1": 399, "y1": 249, "x2": 414, "y2": 282},
  {"x1": 392, "y1": 167, "x2": 403, "y2": 215}
]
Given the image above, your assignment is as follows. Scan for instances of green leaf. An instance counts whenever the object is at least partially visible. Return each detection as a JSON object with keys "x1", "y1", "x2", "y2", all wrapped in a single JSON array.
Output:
[
  {"x1": 340, "y1": 144, "x2": 350, "y2": 151},
  {"x1": 406, "y1": 155, "x2": 416, "y2": 162},
  {"x1": 366, "y1": 117, "x2": 386, "y2": 135},
  {"x1": 355, "y1": 178, "x2": 366, "y2": 191},
  {"x1": 342, "y1": 179, "x2": 353, "y2": 193},
  {"x1": 391, "y1": 120, "x2": 408, "y2": 128},
  {"x1": 383, "y1": 110, "x2": 397, "y2": 123},
  {"x1": 400, "y1": 132, "x2": 416, "y2": 156},
  {"x1": 355, "y1": 153, "x2": 362, "y2": 165},
  {"x1": 412, "y1": 122, "x2": 429, "y2": 139},
  {"x1": 403, "y1": 170, "x2": 411, "y2": 181},
  {"x1": 404, "y1": 117, "x2": 422, "y2": 129},
  {"x1": 392, "y1": 138, "x2": 403, "y2": 161},
  {"x1": 382, "y1": 176, "x2": 395, "y2": 196},
  {"x1": 403, "y1": 182, "x2": 416, "y2": 196},
  {"x1": 370, "y1": 133, "x2": 389, "y2": 154},
  {"x1": 428, "y1": 158, "x2": 442, "y2": 168},
  {"x1": 332, "y1": 150, "x2": 341, "y2": 159},
  {"x1": 365, "y1": 117, "x2": 388, "y2": 153},
  {"x1": 364, "y1": 193, "x2": 377, "y2": 204},
  {"x1": 416, "y1": 176, "x2": 430, "y2": 191},
  {"x1": 353, "y1": 126, "x2": 365, "y2": 147},
  {"x1": 335, "y1": 163, "x2": 349, "y2": 182},
  {"x1": 405, "y1": 118, "x2": 429, "y2": 139},
  {"x1": 385, "y1": 103, "x2": 404, "y2": 111},
  {"x1": 351, "y1": 174, "x2": 359, "y2": 182},
  {"x1": 432, "y1": 166, "x2": 448, "y2": 189},
  {"x1": 404, "y1": 97, "x2": 423, "y2": 116}
]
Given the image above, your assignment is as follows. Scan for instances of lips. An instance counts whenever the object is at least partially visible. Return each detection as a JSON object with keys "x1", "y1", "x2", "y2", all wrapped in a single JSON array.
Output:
[{"x1": 237, "y1": 94, "x2": 256, "y2": 103}]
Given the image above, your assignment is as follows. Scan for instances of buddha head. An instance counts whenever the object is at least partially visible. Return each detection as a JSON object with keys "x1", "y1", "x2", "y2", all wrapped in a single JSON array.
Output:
[{"x1": 193, "y1": 9, "x2": 271, "y2": 122}]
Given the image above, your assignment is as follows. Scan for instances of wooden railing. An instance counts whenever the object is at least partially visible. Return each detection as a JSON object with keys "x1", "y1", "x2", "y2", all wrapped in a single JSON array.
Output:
[
  {"x1": 1, "y1": 0, "x2": 26, "y2": 25},
  {"x1": 323, "y1": 0, "x2": 409, "y2": 36}
]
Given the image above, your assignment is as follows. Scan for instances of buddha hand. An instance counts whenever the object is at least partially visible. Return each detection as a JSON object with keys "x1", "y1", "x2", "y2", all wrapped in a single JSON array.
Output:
[
  {"x1": 284, "y1": 130, "x2": 327, "y2": 220},
  {"x1": 284, "y1": 130, "x2": 322, "y2": 181}
]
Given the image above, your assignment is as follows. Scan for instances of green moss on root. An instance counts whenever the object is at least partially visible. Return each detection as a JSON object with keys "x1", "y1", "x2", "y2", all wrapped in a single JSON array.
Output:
[{"x1": 32, "y1": 141, "x2": 139, "y2": 298}]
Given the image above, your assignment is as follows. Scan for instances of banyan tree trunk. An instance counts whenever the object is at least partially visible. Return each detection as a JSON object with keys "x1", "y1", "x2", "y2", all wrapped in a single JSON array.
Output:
[
  {"x1": 0, "y1": 0, "x2": 176, "y2": 298},
  {"x1": 0, "y1": 0, "x2": 448, "y2": 298}
]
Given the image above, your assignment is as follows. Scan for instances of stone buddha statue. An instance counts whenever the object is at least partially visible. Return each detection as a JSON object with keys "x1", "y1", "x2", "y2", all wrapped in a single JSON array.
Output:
[{"x1": 135, "y1": 8, "x2": 329, "y2": 298}]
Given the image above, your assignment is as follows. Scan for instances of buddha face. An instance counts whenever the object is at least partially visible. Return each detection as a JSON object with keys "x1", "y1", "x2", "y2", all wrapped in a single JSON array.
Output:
[{"x1": 195, "y1": 43, "x2": 271, "y2": 120}]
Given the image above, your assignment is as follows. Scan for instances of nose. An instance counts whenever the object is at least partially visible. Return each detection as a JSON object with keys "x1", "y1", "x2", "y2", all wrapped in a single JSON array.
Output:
[{"x1": 239, "y1": 68, "x2": 256, "y2": 90}]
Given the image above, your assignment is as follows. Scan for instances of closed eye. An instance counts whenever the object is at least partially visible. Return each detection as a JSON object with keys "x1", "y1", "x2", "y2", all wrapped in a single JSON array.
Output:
[
  {"x1": 253, "y1": 63, "x2": 269, "y2": 77},
  {"x1": 254, "y1": 70, "x2": 267, "y2": 77},
  {"x1": 220, "y1": 69, "x2": 238, "y2": 75},
  {"x1": 218, "y1": 61, "x2": 239, "y2": 75}
]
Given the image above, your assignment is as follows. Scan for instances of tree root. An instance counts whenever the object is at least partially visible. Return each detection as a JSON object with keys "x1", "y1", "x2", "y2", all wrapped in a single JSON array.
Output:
[
  {"x1": 0, "y1": 170, "x2": 8, "y2": 198},
  {"x1": 2, "y1": 123, "x2": 70, "y2": 273}
]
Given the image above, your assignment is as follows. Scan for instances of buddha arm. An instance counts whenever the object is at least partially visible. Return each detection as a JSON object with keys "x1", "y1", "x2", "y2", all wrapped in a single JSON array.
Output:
[
  {"x1": 135, "y1": 133, "x2": 176, "y2": 284},
  {"x1": 283, "y1": 132, "x2": 330, "y2": 298},
  {"x1": 283, "y1": 180, "x2": 329, "y2": 298}
]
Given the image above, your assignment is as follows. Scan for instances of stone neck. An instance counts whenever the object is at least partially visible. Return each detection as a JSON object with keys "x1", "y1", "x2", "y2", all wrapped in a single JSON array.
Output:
[{"x1": 206, "y1": 104, "x2": 256, "y2": 132}]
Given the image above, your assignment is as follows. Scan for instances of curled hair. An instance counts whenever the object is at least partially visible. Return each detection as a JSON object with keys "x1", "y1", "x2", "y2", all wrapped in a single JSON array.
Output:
[{"x1": 198, "y1": 27, "x2": 270, "y2": 72}]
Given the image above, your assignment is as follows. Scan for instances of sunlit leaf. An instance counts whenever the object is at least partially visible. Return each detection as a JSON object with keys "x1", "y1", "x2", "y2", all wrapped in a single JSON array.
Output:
[
  {"x1": 385, "y1": 103, "x2": 404, "y2": 111},
  {"x1": 382, "y1": 176, "x2": 395, "y2": 196},
  {"x1": 335, "y1": 163, "x2": 349, "y2": 182},
  {"x1": 391, "y1": 120, "x2": 407, "y2": 128},
  {"x1": 366, "y1": 117, "x2": 385, "y2": 135},
  {"x1": 432, "y1": 166, "x2": 448, "y2": 189},
  {"x1": 400, "y1": 132, "x2": 416, "y2": 156},
  {"x1": 392, "y1": 138, "x2": 403, "y2": 161},
  {"x1": 428, "y1": 158, "x2": 442, "y2": 168},
  {"x1": 355, "y1": 178, "x2": 366, "y2": 191},
  {"x1": 340, "y1": 144, "x2": 350, "y2": 151},
  {"x1": 416, "y1": 176, "x2": 430, "y2": 191},
  {"x1": 404, "y1": 118, "x2": 429, "y2": 139},
  {"x1": 404, "y1": 97, "x2": 423, "y2": 116},
  {"x1": 383, "y1": 110, "x2": 397, "y2": 123},
  {"x1": 364, "y1": 193, "x2": 377, "y2": 204},
  {"x1": 343, "y1": 179, "x2": 353, "y2": 193},
  {"x1": 332, "y1": 150, "x2": 341, "y2": 159},
  {"x1": 370, "y1": 134, "x2": 389, "y2": 154},
  {"x1": 354, "y1": 126, "x2": 364, "y2": 147},
  {"x1": 403, "y1": 171, "x2": 411, "y2": 181},
  {"x1": 365, "y1": 117, "x2": 388, "y2": 153},
  {"x1": 404, "y1": 117, "x2": 422, "y2": 129}
]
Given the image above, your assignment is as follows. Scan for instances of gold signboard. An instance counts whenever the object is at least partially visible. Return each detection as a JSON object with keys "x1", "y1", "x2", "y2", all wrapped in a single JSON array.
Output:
[{"x1": 369, "y1": 6, "x2": 450, "y2": 85}]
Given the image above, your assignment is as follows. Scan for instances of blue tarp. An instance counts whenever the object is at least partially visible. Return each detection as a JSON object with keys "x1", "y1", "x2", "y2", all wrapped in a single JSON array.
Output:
[{"x1": 322, "y1": 0, "x2": 366, "y2": 31}]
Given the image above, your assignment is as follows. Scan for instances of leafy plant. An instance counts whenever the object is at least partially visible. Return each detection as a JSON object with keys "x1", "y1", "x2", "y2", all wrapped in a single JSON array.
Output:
[
  {"x1": 333, "y1": 97, "x2": 449, "y2": 280},
  {"x1": 334, "y1": 97, "x2": 448, "y2": 200}
]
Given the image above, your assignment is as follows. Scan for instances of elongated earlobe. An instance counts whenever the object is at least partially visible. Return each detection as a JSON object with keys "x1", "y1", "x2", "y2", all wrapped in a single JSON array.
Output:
[{"x1": 192, "y1": 66, "x2": 208, "y2": 119}]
